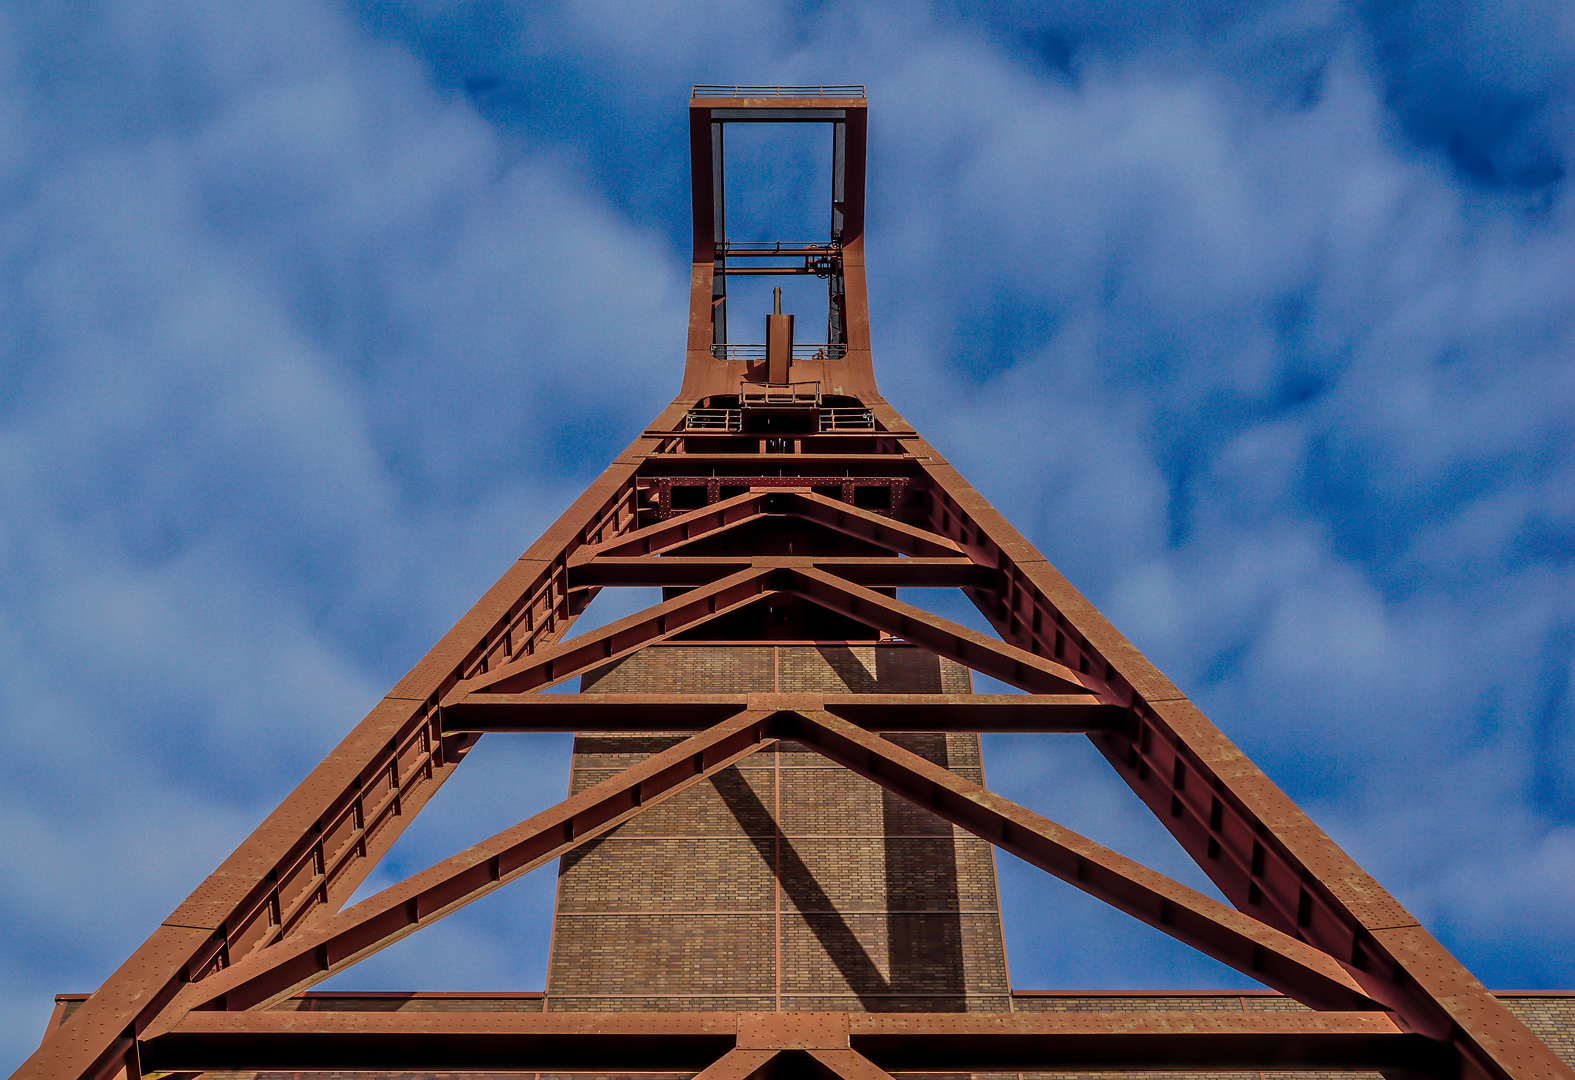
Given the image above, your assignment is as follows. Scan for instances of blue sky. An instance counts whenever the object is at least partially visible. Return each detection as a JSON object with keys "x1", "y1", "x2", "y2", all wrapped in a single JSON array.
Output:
[{"x1": 4, "y1": 0, "x2": 1575, "y2": 1068}]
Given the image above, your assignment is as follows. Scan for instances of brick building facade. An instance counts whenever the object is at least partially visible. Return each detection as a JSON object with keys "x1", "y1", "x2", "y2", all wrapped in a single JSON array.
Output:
[{"x1": 543, "y1": 642, "x2": 1012, "y2": 1013}]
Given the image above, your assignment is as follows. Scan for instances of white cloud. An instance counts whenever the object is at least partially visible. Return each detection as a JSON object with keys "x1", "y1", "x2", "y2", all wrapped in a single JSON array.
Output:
[
  {"x1": 4, "y1": 0, "x2": 1575, "y2": 1070},
  {"x1": 0, "y1": 0, "x2": 686, "y2": 1064}
]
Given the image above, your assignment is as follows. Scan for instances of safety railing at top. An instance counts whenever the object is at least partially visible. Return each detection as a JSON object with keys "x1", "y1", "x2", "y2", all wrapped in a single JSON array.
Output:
[
  {"x1": 721, "y1": 241, "x2": 840, "y2": 254},
  {"x1": 692, "y1": 85, "x2": 866, "y2": 99},
  {"x1": 711, "y1": 343, "x2": 848, "y2": 362},
  {"x1": 681, "y1": 406, "x2": 875, "y2": 432},
  {"x1": 684, "y1": 409, "x2": 742, "y2": 432},
  {"x1": 820, "y1": 408, "x2": 875, "y2": 431},
  {"x1": 741, "y1": 380, "x2": 822, "y2": 407}
]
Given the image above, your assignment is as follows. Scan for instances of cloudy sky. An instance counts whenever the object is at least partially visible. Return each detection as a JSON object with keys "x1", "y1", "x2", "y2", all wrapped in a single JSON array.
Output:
[{"x1": 4, "y1": 0, "x2": 1575, "y2": 1067}]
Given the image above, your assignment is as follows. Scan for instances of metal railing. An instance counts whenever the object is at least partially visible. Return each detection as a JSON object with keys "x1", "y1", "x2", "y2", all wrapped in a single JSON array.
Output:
[
  {"x1": 720, "y1": 241, "x2": 840, "y2": 256},
  {"x1": 684, "y1": 409, "x2": 742, "y2": 432},
  {"x1": 718, "y1": 241, "x2": 842, "y2": 277},
  {"x1": 682, "y1": 405, "x2": 875, "y2": 433},
  {"x1": 711, "y1": 343, "x2": 848, "y2": 362},
  {"x1": 740, "y1": 380, "x2": 822, "y2": 407},
  {"x1": 819, "y1": 408, "x2": 875, "y2": 432},
  {"x1": 693, "y1": 85, "x2": 865, "y2": 99}
]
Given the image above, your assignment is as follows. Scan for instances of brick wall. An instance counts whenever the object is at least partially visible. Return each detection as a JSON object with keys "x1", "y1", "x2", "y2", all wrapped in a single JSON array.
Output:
[{"x1": 542, "y1": 642, "x2": 1012, "y2": 1013}]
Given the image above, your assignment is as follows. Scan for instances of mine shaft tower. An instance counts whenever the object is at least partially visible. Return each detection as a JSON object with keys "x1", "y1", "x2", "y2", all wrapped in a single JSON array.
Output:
[{"x1": 17, "y1": 87, "x2": 1573, "y2": 1080}]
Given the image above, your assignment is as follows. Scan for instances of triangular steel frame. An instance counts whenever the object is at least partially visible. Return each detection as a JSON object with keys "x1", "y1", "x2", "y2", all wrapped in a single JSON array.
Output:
[{"x1": 14, "y1": 87, "x2": 1569, "y2": 1080}]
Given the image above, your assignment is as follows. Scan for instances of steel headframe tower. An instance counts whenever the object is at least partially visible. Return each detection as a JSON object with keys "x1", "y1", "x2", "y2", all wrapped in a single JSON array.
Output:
[{"x1": 16, "y1": 86, "x2": 1571, "y2": 1080}]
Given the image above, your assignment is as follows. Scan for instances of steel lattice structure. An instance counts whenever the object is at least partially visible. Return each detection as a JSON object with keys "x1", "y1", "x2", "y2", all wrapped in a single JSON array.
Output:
[{"x1": 15, "y1": 87, "x2": 1572, "y2": 1080}]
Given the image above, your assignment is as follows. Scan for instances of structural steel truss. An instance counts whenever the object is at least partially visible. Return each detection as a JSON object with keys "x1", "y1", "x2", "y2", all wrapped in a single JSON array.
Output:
[{"x1": 17, "y1": 87, "x2": 1571, "y2": 1080}]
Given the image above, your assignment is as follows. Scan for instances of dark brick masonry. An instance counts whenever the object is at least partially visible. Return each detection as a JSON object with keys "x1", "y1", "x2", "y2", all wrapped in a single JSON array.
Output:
[{"x1": 543, "y1": 642, "x2": 1013, "y2": 1014}]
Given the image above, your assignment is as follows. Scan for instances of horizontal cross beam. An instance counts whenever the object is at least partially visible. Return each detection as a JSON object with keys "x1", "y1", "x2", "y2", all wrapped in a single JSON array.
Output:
[
  {"x1": 440, "y1": 692, "x2": 1126, "y2": 733},
  {"x1": 141, "y1": 1010, "x2": 1438, "y2": 1074},
  {"x1": 570, "y1": 555, "x2": 991, "y2": 589},
  {"x1": 852, "y1": 1010, "x2": 1438, "y2": 1073},
  {"x1": 638, "y1": 454, "x2": 919, "y2": 471},
  {"x1": 578, "y1": 488, "x2": 962, "y2": 561}
]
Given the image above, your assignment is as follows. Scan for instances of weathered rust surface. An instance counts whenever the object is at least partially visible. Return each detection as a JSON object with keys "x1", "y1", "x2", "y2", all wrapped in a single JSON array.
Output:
[
  {"x1": 788, "y1": 710, "x2": 1371, "y2": 1012},
  {"x1": 139, "y1": 1008, "x2": 1435, "y2": 1073},
  {"x1": 441, "y1": 691, "x2": 1122, "y2": 733},
  {"x1": 21, "y1": 85, "x2": 1573, "y2": 1080},
  {"x1": 151, "y1": 712, "x2": 778, "y2": 1024},
  {"x1": 48, "y1": 990, "x2": 1575, "y2": 1077}
]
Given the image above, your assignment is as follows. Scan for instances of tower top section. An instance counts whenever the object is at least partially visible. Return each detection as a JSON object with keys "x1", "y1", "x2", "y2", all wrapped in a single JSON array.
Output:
[
  {"x1": 691, "y1": 84, "x2": 866, "y2": 98},
  {"x1": 682, "y1": 86, "x2": 876, "y2": 402}
]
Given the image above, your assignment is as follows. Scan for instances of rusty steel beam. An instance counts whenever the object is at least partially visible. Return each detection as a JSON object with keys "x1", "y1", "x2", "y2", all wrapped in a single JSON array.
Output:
[
  {"x1": 448, "y1": 567, "x2": 776, "y2": 698},
  {"x1": 440, "y1": 692, "x2": 1124, "y2": 733},
  {"x1": 781, "y1": 567, "x2": 1094, "y2": 694},
  {"x1": 783, "y1": 490, "x2": 963, "y2": 557},
  {"x1": 718, "y1": 266, "x2": 830, "y2": 275},
  {"x1": 639, "y1": 455, "x2": 917, "y2": 473},
  {"x1": 144, "y1": 1011, "x2": 739, "y2": 1072},
  {"x1": 882, "y1": 442, "x2": 1574, "y2": 1080},
  {"x1": 459, "y1": 564, "x2": 1094, "y2": 699},
  {"x1": 655, "y1": 437, "x2": 906, "y2": 457},
  {"x1": 821, "y1": 693, "x2": 1124, "y2": 732},
  {"x1": 638, "y1": 461, "x2": 916, "y2": 480},
  {"x1": 816, "y1": 556, "x2": 990, "y2": 587},
  {"x1": 570, "y1": 556, "x2": 990, "y2": 589},
  {"x1": 845, "y1": 1011, "x2": 1440, "y2": 1073},
  {"x1": 641, "y1": 476, "x2": 912, "y2": 519},
  {"x1": 786, "y1": 709, "x2": 1376, "y2": 1012},
  {"x1": 695, "y1": 1049, "x2": 783, "y2": 1080},
  {"x1": 155, "y1": 712, "x2": 776, "y2": 1021},
  {"x1": 453, "y1": 559, "x2": 1081, "y2": 704},
  {"x1": 26, "y1": 88, "x2": 1568, "y2": 1080},
  {"x1": 141, "y1": 1010, "x2": 1434, "y2": 1074},
  {"x1": 584, "y1": 486, "x2": 958, "y2": 560},
  {"x1": 7, "y1": 408, "x2": 694, "y2": 1080},
  {"x1": 806, "y1": 1049, "x2": 899, "y2": 1080},
  {"x1": 578, "y1": 489, "x2": 771, "y2": 559},
  {"x1": 443, "y1": 692, "x2": 751, "y2": 731}
]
